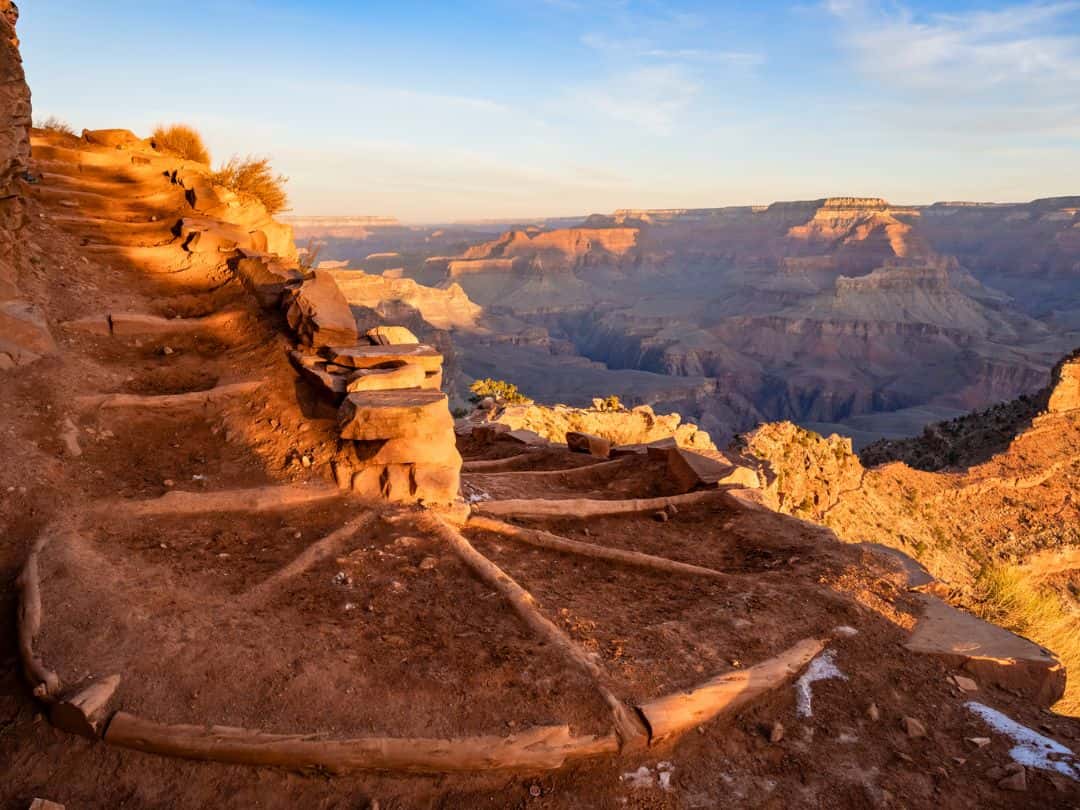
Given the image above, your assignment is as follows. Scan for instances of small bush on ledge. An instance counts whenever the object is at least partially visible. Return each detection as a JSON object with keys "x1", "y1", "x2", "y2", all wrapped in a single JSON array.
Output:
[
  {"x1": 151, "y1": 123, "x2": 211, "y2": 165},
  {"x1": 469, "y1": 378, "x2": 528, "y2": 405},
  {"x1": 35, "y1": 116, "x2": 75, "y2": 136},
  {"x1": 211, "y1": 155, "x2": 289, "y2": 215}
]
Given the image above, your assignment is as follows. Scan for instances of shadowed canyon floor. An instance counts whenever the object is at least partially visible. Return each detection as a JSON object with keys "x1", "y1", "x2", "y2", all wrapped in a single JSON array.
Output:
[{"x1": 2, "y1": 129, "x2": 1078, "y2": 808}]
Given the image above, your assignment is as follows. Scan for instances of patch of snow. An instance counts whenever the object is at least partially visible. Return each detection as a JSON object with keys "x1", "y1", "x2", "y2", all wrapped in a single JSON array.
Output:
[
  {"x1": 966, "y1": 702, "x2": 1078, "y2": 781},
  {"x1": 620, "y1": 762, "x2": 675, "y2": 791},
  {"x1": 795, "y1": 649, "x2": 847, "y2": 718},
  {"x1": 620, "y1": 766, "x2": 654, "y2": 789}
]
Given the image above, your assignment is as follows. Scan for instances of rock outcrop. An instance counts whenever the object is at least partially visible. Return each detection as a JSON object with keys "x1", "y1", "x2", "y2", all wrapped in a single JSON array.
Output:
[
  {"x1": 461, "y1": 227, "x2": 639, "y2": 272},
  {"x1": 282, "y1": 270, "x2": 359, "y2": 347},
  {"x1": 473, "y1": 401, "x2": 714, "y2": 450},
  {"x1": 1047, "y1": 349, "x2": 1080, "y2": 414},
  {"x1": 0, "y1": 6, "x2": 52, "y2": 368},
  {"x1": 326, "y1": 268, "x2": 481, "y2": 331}
]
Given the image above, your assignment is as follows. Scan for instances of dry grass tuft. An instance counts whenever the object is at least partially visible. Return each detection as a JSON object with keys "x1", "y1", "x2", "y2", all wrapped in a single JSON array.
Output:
[
  {"x1": 151, "y1": 124, "x2": 211, "y2": 165},
  {"x1": 210, "y1": 155, "x2": 289, "y2": 215},
  {"x1": 974, "y1": 562, "x2": 1080, "y2": 715},
  {"x1": 35, "y1": 116, "x2": 75, "y2": 136}
]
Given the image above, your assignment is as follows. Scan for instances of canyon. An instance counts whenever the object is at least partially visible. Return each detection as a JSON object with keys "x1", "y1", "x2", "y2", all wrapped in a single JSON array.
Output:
[
  {"x1": 2, "y1": 7, "x2": 1079, "y2": 806},
  {"x1": 293, "y1": 196, "x2": 1079, "y2": 447}
]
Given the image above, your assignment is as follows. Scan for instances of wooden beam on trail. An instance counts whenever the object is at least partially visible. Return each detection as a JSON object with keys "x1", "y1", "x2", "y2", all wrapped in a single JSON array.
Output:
[
  {"x1": 16, "y1": 535, "x2": 61, "y2": 700},
  {"x1": 472, "y1": 489, "x2": 728, "y2": 520},
  {"x1": 638, "y1": 638, "x2": 825, "y2": 744},
  {"x1": 468, "y1": 516, "x2": 727, "y2": 580},
  {"x1": 243, "y1": 512, "x2": 381, "y2": 602},
  {"x1": 101, "y1": 483, "x2": 343, "y2": 518},
  {"x1": 420, "y1": 512, "x2": 649, "y2": 752},
  {"x1": 104, "y1": 712, "x2": 618, "y2": 773},
  {"x1": 51, "y1": 674, "x2": 122, "y2": 738}
]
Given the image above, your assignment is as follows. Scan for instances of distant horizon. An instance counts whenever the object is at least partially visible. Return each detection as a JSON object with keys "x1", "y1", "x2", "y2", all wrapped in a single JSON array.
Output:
[
  {"x1": 280, "y1": 194, "x2": 1073, "y2": 227},
  {"x1": 24, "y1": 1, "x2": 1080, "y2": 221}
]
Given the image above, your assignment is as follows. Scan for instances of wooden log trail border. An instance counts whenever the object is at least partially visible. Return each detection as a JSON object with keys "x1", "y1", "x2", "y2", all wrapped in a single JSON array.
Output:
[
  {"x1": 16, "y1": 525, "x2": 825, "y2": 772},
  {"x1": 468, "y1": 515, "x2": 729, "y2": 580},
  {"x1": 18, "y1": 510, "x2": 825, "y2": 774},
  {"x1": 471, "y1": 489, "x2": 730, "y2": 520}
]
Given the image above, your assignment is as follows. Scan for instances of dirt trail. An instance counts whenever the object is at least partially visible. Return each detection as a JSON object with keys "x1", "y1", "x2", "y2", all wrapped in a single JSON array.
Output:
[{"x1": 0, "y1": 131, "x2": 1077, "y2": 807}]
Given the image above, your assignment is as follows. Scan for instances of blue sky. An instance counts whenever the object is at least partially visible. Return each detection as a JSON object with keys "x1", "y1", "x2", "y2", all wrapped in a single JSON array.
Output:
[{"x1": 21, "y1": 1, "x2": 1080, "y2": 222}]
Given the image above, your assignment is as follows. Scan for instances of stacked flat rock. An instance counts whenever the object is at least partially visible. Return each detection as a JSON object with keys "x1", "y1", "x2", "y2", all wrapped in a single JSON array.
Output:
[
  {"x1": 285, "y1": 323, "x2": 463, "y2": 505},
  {"x1": 282, "y1": 270, "x2": 359, "y2": 347},
  {"x1": 335, "y1": 388, "x2": 461, "y2": 505}
]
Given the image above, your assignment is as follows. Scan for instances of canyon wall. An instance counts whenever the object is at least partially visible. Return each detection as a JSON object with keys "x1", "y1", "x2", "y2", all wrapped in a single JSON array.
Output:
[
  {"x1": 0, "y1": 5, "x2": 54, "y2": 369},
  {"x1": 313, "y1": 196, "x2": 1080, "y2": 445}
]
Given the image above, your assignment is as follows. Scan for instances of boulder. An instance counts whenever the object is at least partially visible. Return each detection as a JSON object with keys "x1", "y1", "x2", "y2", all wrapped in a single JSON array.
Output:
[
  {"x1": 905, "y1": 594, "x2": 1066, "y2": 707},
  {"x1": 566, "y1": 431, "x2": 611, "y2": 458},
  {"x1": 232, "y1": 252, "x2": 303, "y2": 309},
  {"x1": 0, "y1": 299, "x2": 55, "y2": 367},
  {"x1": 366, "y1": 325, "x2": 419, "y2": 345},
  {"x1": 82, "y1": 128, "x2": 142, "y2": 148},
  {"x1": 282, "y1": 270, "x2": 358, "y2": 347},
  {"x1": 338, "y1": 390, "x2": 452, "y2": 441},
  {"x1": 346, "y1": 364, "x2": 426, "y2": 393},
  {"x1": 647, "y1": 444, "x2": 760, "y2": 492},
  {"x1": 322, "y1": 343, "x2": 443, "y2": 374},
  {"x1": 500, "y1": 429, "x2": 549, "y2": 447}
]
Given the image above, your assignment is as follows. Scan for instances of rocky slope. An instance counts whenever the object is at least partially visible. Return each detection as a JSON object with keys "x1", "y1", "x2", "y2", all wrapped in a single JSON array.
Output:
[{"x1": 741, "y1": 350, "x2": 1080, "y2": 713}]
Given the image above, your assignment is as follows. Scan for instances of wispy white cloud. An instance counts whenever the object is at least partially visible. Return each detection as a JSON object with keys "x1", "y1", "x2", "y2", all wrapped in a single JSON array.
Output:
[
  {"x1": 826, "y1": 1, "x2": 1080, "y2": 93},
  {"x1": 825, "y1": 1, "x2": 1080, "y2": 135},
  {"x1": 566, "y1": 64, "x2": 702, "y2": 135}
]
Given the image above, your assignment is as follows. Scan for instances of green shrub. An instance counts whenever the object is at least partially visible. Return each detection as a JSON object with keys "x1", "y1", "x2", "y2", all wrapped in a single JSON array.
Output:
[
  {"x1": 210, "y1": 155, "x2": 289, "y2": 215},
  {"x1": 469, "y1": 378, "x2": 527, "y2": 404},
  {"x1": 151, "y1": 123, "x2": 211, "y2": 164}
]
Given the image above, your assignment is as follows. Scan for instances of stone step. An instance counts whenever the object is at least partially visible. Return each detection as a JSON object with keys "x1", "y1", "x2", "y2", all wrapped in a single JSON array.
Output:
[
  {"x1": 76, "y1": 380, "x2": 264, "y2": 411},
  {"x1": 32, "y1": 156, "x2": 163, "y2": 183},
  {"x1": 905, "y1": 593, "x2": 1065, "y2": 708},
  {"x1": 81, "y1": 244, "x2": 192, "y2": 273},
  {"x1": 338, "y1": 389, "x2": 453, "y2": 441},
  {"x1": 63, "y1": 308, "x2": 248, "y2": 338},
  {"x1": 39, "y1": 171, "x2": 167, "y2": 198},
  {"x1": 30, "y1": 140, "x2": 173, "y2": 170},
  {"x1": 34, "y1": 182, "x2": 183, "y2": 208},
  {"x1": 324, "y1": 343, "x2": 444, "y2": 374}
]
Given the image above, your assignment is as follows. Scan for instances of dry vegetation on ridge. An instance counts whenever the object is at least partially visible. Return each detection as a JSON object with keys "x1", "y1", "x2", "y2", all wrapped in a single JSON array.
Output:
[
  {"x1": 211, "y1": 154, "x2": 289, "y2": 214},
  {"x1": 151, "y1": 123, "x2": 211, "y2": 165}
]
